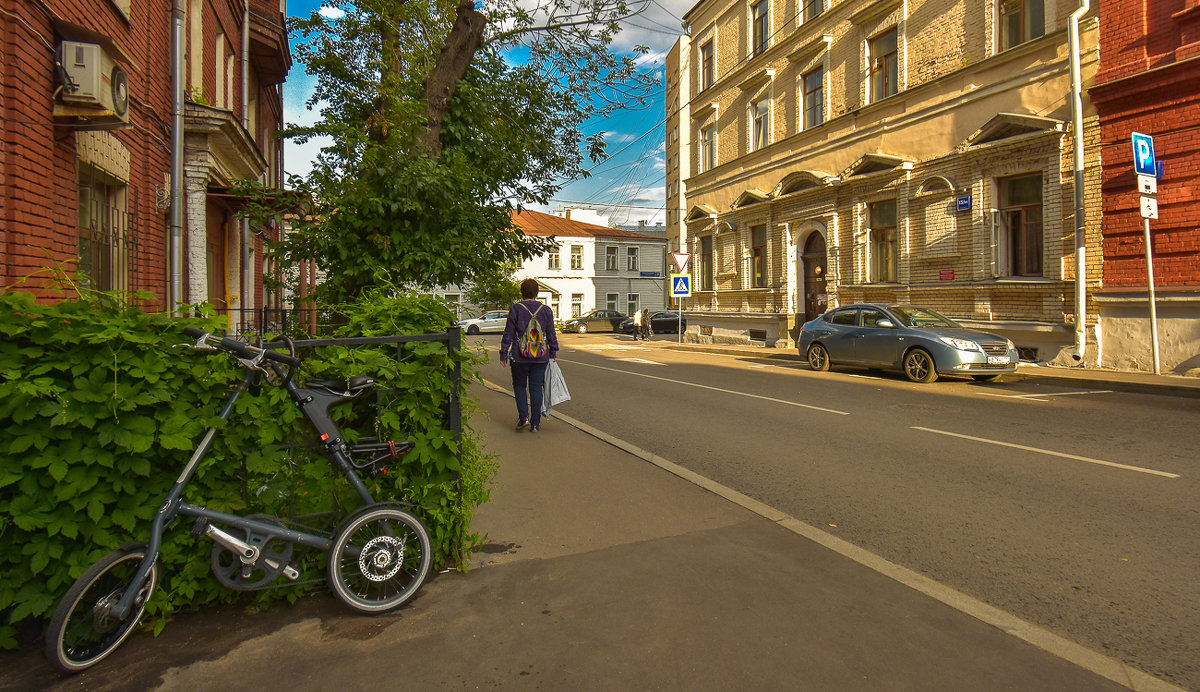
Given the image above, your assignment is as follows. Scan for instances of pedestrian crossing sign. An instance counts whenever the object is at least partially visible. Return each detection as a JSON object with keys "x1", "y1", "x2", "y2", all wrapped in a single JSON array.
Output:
[{"x1": 670, "y1": 273, "x2": 691, "y2": 297}]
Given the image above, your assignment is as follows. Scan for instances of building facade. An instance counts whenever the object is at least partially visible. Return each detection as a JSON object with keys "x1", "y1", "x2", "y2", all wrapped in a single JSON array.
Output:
[
  {"x1": 1090, "y1": 0, "x2": 1200, "y2": 373},
  {"x1": 513, "y1": 209, "x2": 668, "y2": 321},
  {"x1": 669, "y1": 0, "x2": 1103, "y2": 363},
  {"x1": 1, "y1": 0, "x2": 290, "y2": 330}
]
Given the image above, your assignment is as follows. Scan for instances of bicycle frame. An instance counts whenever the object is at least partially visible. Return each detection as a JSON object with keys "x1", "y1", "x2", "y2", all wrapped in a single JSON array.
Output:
[{"x1": 111, "y1": 358, "x2": 386, "y2": 620}]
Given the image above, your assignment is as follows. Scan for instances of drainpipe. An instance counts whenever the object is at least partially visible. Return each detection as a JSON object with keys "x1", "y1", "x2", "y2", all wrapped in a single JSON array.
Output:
[
  {"x1": 1069, "y1": 0, "x2": 1090, "y2": 362},
  {"x1": 169, "y1": 0, "x2": 185, "y2": 313},
  {"x1": 241, "y1": 2, "x2": 251, "y2": 331}
]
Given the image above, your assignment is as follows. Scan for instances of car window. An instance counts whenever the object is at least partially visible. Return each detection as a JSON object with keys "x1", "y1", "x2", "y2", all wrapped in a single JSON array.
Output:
[
  {"x1": 861, "y1": 309, "x2": 888, "y2": 328},
  {"x1": 829, "y1": 309, "x2": 857, "y2": 326},
  {"x1": 888, "y1": 306, "x2": 959, "y2": 328}
]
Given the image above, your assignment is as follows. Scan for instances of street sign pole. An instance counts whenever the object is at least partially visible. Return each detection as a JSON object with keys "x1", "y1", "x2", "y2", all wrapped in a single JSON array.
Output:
[{"x1": 1143, "y1": 216, "x2": 1161, "y2": 375}]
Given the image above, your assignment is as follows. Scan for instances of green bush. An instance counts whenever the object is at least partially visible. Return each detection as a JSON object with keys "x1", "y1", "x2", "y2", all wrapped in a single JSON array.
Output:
[{"x1": 0, "y1": 289, "x2": 493, "y2": 649}]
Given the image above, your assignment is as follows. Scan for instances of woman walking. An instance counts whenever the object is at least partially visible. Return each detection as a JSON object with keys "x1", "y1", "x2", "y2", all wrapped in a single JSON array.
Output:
[{"x1": 500, "y1": 279, "x2": 559, "y2": 433}]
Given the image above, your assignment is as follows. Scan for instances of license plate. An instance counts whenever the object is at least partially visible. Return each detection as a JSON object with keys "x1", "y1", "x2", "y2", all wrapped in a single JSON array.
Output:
[{"x1": 987, "y1": 355, "x2": 1009, "y2": 365}]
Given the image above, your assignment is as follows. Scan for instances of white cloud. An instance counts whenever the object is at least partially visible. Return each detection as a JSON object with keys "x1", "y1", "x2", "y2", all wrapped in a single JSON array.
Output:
[{"x1": 318, "y1": 6, "x2": 345, "y2": 19}]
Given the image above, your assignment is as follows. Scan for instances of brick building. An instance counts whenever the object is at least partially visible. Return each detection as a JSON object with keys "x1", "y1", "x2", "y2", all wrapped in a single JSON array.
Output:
[
  {"x1": 1091, "y1": 0, "x2": 1200, "y2": 373},
  {"x1": 1, "y1": 0, "x2": 289, "y2": 328},
  {"x1": 666, "y1": 0, "x2": 1103, "y2": 363}
]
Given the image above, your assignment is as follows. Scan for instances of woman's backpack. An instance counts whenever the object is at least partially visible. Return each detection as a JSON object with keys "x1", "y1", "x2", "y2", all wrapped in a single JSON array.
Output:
[{"x1": 516, "y1": 303, "x2": 547, "y2": 359}]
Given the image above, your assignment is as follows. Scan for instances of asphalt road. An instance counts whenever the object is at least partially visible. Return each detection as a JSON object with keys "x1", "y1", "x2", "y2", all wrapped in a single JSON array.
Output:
[{"x1": 481, "y1": 332, "x2": 1200, "y2": 691}]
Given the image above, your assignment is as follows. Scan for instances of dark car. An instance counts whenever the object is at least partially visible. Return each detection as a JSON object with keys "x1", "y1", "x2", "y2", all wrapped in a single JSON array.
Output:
[
  {"x1": 561, "y1": 309, "x2": 627, "y2": 334},
  {"x1": 618, "y1": 311, "x2": 687, "y2": 334},
  {"x1": 796, "y1": 304, "x2": 1018, "y2": 383}
]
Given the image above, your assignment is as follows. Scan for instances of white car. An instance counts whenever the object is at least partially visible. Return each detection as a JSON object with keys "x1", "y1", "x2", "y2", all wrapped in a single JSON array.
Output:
[{"x1": 456, "y1": 310, "x2": 508, "y2": 334}]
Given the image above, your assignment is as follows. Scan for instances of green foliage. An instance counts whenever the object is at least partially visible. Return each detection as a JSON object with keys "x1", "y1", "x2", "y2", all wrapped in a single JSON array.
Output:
[
  {"x1": 0, "y1": 290, "x2": 494, "y2": 649},
  {"x1": 464, "y1": 262, "x2": 520, "y2": 311}
]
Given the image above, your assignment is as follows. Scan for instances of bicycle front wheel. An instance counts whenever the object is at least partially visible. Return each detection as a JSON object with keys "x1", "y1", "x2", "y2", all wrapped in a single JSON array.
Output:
[
  {"x1": 328, "y1": 506, "x2": 432, "y2": 614},
  {"x1": 45, "y1": 543, "x2": 158, "y2": 674}
]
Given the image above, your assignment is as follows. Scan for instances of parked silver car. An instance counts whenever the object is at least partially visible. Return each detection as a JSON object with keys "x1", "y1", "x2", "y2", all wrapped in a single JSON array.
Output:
[
  {"x1": 456, "y1": 310, "x2": 508, "y2": 335},
  {"x1": 796, "y1": 304, "x2": 1018, "y2": 383}
]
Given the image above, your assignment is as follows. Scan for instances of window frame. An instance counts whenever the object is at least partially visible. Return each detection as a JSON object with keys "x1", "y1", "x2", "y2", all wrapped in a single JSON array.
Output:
[
  {"x1": 869, "y1": 28, "x2": 899, "y2": 103},
  {"x1": 548, "y1": 245, "x2": 561, "y2": 270},
  {"x1": 606, "y1": 292, "x2": 619, "y2": 311},
  {"x1": 802, "y1": 66, "x2": 824, "y2": 130},
  {"x1": 750, "y1": 224, "x2": 767, "y2": 288},
  {"x1": 867, "y1": 200, "x2": 898, "y2": 283},
  {"x1": 627, "y1": 293, "x2": 640, "y2": 316},
  {"x1": 997, "y1": 173, "x2": 1044, "y2": 277},
  {"x1": 999, "y1": 0, "x2": 1045, "y2": 51},
  {"x1": 699, "y1": 235, "x2": 715, "y2": 291},
  {"x1": 700, "y1": 124, "x2": 717, "y2": 172},
  {"x1": 571, "y1": 293, "x2": 584, "y2": 317},
  {"x1": 751, "y1": 0, "x2": 770, "y2": 57},
  {"x1": 802, "y1": 0, "x2": 824, "y2": 23},
  {"x1": 627, "y1": 246, "x2": 640, "y2": 271},
  {"x1": 750, "y1": 96, "x2": 770, "y2": 152},
  {"x1": 570, "y1": 244, "x2": 584, "y2": 270},
  {"x1": 605, "y1": 245, "x2": 619, "y2": 271},
  {"x1": 701, "y1": 40, "x2": 715, "y2": 90}
]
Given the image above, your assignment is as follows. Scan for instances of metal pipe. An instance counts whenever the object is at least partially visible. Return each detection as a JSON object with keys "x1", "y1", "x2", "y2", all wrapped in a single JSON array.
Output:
[
  {"x1": 169, "y1": 0, "x2": 186, "y2": 313},
  {"x1": 241, "y1": 1, "x2": 251, "y2": 330},
  {"x1": 1068, "y1": 0, "x2": 1090, "y2": 362}
]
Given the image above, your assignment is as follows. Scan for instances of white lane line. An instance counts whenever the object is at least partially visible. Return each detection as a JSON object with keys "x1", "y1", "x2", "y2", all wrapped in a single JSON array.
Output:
[
  {"x1": 977, "y1": 390, "x2": 1113, "y2": 402},
  {"x1": 563, "y1": 359, "x2": 849, "y2": 415},
  {"x1": 617, "y1": 358, "x2": 665, "y2": 365},
  {"x1": 912, "y1": 426, "x2": 1179, "y2": 478}
]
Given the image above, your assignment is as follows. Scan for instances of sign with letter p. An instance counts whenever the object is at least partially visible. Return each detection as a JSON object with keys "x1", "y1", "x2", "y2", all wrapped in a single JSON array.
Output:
[{"x1": 1132, "y1": 132, "x2": 1156, "y2": 177}]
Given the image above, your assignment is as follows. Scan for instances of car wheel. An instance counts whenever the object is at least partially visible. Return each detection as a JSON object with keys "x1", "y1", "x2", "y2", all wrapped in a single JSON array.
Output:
[
  {"x1": 903, "y1": 348, "x2": 938, "y2": 383},
  {"x1": 972, "y1": 374, "x2": 1001, "y2": 382},
  {"x1": 807, "y1": 343, "x2": 831, "y2": 371},
  {"x1": 466, "y1": 325, "x2": 479, "y2": 335},
  {"x1": 577, "y1": 324, "x2": 587, "y2": 334}
]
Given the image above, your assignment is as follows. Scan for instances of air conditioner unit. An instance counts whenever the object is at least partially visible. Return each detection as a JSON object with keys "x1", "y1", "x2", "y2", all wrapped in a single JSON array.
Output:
[{"x1": 57, "y1": 41, "x2": 129, "y2": 125}]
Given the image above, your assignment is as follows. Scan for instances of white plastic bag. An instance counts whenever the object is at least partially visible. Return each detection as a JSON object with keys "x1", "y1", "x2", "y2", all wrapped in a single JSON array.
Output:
[{"x1": 541, "y1": 360, "x2": 571, "y2": 417}]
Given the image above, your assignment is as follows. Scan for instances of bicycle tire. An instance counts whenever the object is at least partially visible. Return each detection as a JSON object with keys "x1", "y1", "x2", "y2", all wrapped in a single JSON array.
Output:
[
  {"x1": 45, "y1": 543, "x2": 158, "y2": 674},
  {"x1": 327, "y1": 505, "x2": 431, "y2": 614}
]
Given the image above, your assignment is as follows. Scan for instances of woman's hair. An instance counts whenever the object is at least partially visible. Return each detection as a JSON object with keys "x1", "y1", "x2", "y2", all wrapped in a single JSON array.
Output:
[{"x1": 520, "y1": 278, "x2": 539, "y2": 299}]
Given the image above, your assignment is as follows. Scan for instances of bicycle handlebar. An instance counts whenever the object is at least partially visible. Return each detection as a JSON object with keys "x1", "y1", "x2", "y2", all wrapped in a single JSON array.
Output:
[{"x1": 182, "y1": 327, "x2": 302, "y2": 367}]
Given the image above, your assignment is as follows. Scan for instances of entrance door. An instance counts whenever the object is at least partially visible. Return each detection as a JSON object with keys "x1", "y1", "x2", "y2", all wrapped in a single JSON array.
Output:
[{"x1": 802, "y1": 233, "x2": 828, "y2": 322}]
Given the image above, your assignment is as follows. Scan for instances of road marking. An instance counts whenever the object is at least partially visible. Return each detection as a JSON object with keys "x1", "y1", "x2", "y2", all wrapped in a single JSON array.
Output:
[
  {"x1": 912, "y1": 426, "x2": 1179, "y2": 478},
  {"x1": 569, "y1": 344, "x2": 647, "y2": 352},
  {"x1": 564, "y1": 359, "x2": 849, "y2": 415},
  {"x1": 977, "y1": 390, "x2": 1113, "y2": 402},
  {"x1": 617, "y1": 357, "x2": 664, "y2": 365}
]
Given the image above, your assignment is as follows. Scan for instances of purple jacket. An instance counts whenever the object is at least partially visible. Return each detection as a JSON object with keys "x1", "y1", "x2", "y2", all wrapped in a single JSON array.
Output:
[{"x1": 499, "y1": 299, "x2": 559, "y2": 364}]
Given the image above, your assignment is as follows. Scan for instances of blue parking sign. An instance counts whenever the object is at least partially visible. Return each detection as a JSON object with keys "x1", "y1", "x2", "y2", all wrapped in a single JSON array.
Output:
[{"x1": 1132, "y1": 132, "x2": 1156, "y2": 177}]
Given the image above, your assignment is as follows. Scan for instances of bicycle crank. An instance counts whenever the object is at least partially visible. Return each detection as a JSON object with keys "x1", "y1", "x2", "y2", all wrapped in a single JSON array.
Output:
[{"x1": 209, "y1": 515, "x2": 299, "y2": 590}]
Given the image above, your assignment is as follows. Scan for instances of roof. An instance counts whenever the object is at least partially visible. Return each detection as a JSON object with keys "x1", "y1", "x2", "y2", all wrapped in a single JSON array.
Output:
[{"x1": 512, "y1": 209, "x2": 665, "y2": 242}]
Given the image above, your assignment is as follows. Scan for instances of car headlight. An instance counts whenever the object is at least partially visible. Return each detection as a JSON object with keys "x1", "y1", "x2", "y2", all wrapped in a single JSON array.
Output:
[
  {"x1": 1006, "y1": 339, "x2": 1016, "y2": 351},
  {"x1": 938, "y1": 336, "x2": 981, "y2": 351}
]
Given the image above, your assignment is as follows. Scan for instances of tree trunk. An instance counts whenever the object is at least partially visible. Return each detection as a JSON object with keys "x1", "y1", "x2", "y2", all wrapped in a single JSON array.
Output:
[{"x1": 414, "y1": 1, "x2": 486, "y2": 156}]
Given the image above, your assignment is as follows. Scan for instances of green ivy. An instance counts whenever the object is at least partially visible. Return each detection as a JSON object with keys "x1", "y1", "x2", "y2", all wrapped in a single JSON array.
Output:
[{"x1": 0, "y1": 289, "x2": 494, "y2": 650}]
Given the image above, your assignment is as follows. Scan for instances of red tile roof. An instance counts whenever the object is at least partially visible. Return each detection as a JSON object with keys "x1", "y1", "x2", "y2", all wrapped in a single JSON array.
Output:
[{"x1": 511, "y1": 209, "x2": 665, "y2": 242}]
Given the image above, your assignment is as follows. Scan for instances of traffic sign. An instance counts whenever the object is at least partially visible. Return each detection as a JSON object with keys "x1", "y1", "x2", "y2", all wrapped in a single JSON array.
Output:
[
  {"x1": 1137, "y1": 174, "x2": 1157, "y2": 195},
  {"x1": 670, "y1": 252, "x2": 691, "y2": 273},
  {"x1": 1140, "y1": 196, "x2": 1158, "y2": 220},
  {"x1": 1132, "y1": 132, "x2": 1156, "y2": 177},
  {"x1": 670, "y1": 273, "x2": 691, "y2": 297}
]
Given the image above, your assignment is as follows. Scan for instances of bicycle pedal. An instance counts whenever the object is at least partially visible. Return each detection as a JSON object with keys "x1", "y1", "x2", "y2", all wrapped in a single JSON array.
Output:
[{"x1": 191, "y1": 517, "x2": 210, "y2": 539}]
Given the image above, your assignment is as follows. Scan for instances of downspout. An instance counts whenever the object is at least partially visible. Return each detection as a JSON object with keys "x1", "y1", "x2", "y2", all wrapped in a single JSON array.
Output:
[
  {"x1": 169, "y1": 0, "x2": 186, "y2": 313},
  {"x1": 241, "y1": 2, "x2": 251, "y2": 330},
  {"x1": 1069, "y1": 0, "x2": 1090, "y2": 362}
]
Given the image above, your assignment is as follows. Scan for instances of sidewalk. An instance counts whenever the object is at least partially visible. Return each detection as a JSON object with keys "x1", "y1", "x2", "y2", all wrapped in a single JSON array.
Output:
[
  {"x1": 652, "y1": 339, "x2": 1200, "y2": 398},
  {"x1": 0, "y1": 378, "x2": 1186, "y2": 691}
]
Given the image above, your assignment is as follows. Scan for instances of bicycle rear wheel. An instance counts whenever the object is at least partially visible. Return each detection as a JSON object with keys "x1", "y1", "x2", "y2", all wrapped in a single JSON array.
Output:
[
  {"x1": 45, "y1": 543, "x2": 158, "y2": 674},
  {"x1": 328, "y1": 505, "x2": 431, "y2": 614}
]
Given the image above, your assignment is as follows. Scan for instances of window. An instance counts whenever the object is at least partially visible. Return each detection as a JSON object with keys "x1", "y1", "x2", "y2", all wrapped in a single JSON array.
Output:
[
  {"x1": 751, "y1": 0, "x2": 770, "y2": 57},
  {"x1": 571, "y1": 245, "x2": 583, "y2": 270},
  {"x1": 751, "y1": 97, "x2": 770, "y2": 151},
  {"x1": 627, "y1": 294, "x2": 640, "y2": 315},
  {"x1": 551, "y1": 297, "x2": 560, "y2": 318},
  {"x1": 571, "y1": 293, "x2": 584, "y2": 317},
  {"x1": 77, "y1": 163, "x2": 129, "y2": 292},
  {"x1": 868, "y1": 200, "x2": 898, "y2": 283},
  {"x1": 803, "y1": 67, "x2": 824, "y2": 129},
  {"x1": 606, "y1": 246, "x2": 619, "y2": 270},
  {"x1": 803, "y1": 0, "x2": 824, "y2": 23},
  {"x1": 829, "y1": 308, "x2": 857, "y2": 325},
  {"x1": 700, "y1": 125, "x2": 716, "y2": 172},
  {"x1": 751, "y1": 225, "x2": 767, "y2": 287},
  {"x1": 1000, "y1": 0, "x2": 1044, "y2": 51},
  {"x1": 627, "y1": 246, "x2": 639, "y2": 271},
  {"x1": 998, "y1": 174, "x2": 1043, "y2": 276},
  {"x1": 607, "y1": 293, "x2": 619, "y2": 311},
  {"x1": 701, "y1": 41, "x2": 715, "y2": 90},
  {"x1": 861, "y1": 307, "x2": 888, "y2": 327},
  {"x1": 870, "y1": 29, "x2": 899, "y2": 102},
  {"x1": 548, "y1": 245, "x2": 561, "y2": 269},
  {"x1": 444, "y1": 293, "x2": 461, "y2": 319},
  {"x1": 700, "y1": 235, "x2": 714, "y2": 291}
]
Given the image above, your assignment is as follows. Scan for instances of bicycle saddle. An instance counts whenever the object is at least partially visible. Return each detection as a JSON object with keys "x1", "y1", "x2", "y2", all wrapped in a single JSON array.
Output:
[{"x1": 305, "y1": 376, "x2": 376, "y2": 394}]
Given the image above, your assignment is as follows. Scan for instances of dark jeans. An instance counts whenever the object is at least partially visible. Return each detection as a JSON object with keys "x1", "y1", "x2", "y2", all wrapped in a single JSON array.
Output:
[{"x1": 510, "y1": 360, "x2": 549, "y2": 426}]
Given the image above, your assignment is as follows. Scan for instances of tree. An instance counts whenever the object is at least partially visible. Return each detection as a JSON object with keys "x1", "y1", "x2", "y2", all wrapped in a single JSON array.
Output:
[
  {"x1": 463, "y1": 261, "x2": 521, "y2": 310},
  {"x1": 252, "y1": 0, "x2": 657, "y2": 304}
]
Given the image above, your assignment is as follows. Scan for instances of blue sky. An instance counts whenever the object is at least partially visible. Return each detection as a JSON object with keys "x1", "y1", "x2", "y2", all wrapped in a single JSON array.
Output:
[{"x1": 281, "y1": 0, "x2": 693, "y2": 226}]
